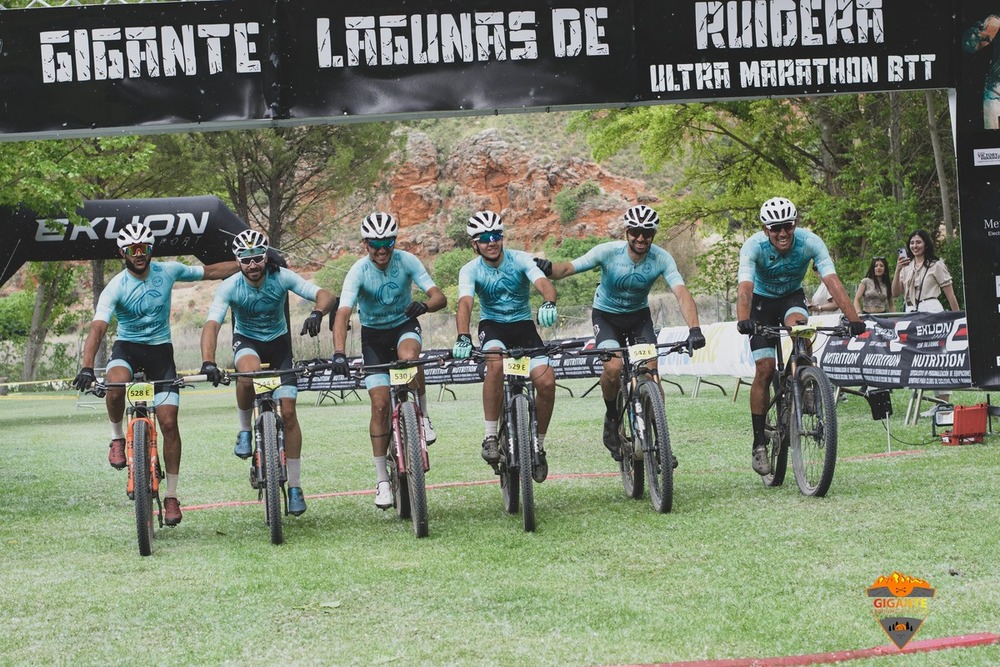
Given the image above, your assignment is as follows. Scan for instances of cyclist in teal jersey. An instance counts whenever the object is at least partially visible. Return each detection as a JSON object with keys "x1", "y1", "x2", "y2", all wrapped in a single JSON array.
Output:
[
  {"x1": 199, "y1": 229, "x2": 337, "y2": 517},
  {"x1": 535, "y1": 205, "x2": 705, "y2": 463},
  {"x1": 330, "y1": 213, "x2": 446, "y2": 509},
  {"x1": 452, "y1": 211, "x2": 559, "y2": 476},
  {"x1": 736, "y1": 197, "x2": 865, "y2": 476},
  {"x1": 73, "y1": 222, "x2": 238, "y2": 526}
]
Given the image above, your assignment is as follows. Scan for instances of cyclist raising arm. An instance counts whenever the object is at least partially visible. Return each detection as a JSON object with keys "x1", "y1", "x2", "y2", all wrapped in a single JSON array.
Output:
[
  {"x1": 73, "y1": 222, "x2": 239, "y2": 527},
  {"x1": 535, "y1": 205, "x2": 705, "y2": 464},
  {"x1": 736, "y1": 197, "x2": 865, "y2": 476},
  {"x1": 331, "y1": 213, "x2": 446, "y2": 510},
  {"x1": 200, "y1": 230, "x2": 336, "y2": 517},
  {"x1": 452, "y1": 211, "x2": 558, "y2": 478}
]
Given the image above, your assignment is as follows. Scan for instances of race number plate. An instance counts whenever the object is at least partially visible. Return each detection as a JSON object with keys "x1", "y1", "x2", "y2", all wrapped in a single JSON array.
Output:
[
  {"x1": 253, "y1": 375, "x2": 282, "y2": 394},
  {"x1": 628, "y1": 343, "x2": 657, "y2": 362},
  {"x1": 126, "y1": 382, "x2": 155, "y2": 401},
  {"x1": 390, "y1": 365, "x2": 418, "y2": 386},
  {"x1": 503, "y1": 356, "x2": 531, "y2": 377}
]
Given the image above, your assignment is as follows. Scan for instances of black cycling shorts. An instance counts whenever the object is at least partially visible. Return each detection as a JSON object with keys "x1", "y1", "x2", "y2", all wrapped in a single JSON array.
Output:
[
  {"x1": 477, "y1": 319, "x2": 544, "y2": 351},
  {"x1": 360, "y1": 319, "x2": 423, "y2": 368},
  {"x1": 232, "y1": 333, "x2": 296, "y2": 388},
  {"x1": 107, "y1": 341, "x2": 179, "y2": 395},
  {"x1": 749, "y1": 289, "x2": 808, "y2": 354},
  {"x1": 591, "y1": 307, "x2": 656, "y2": 348}
]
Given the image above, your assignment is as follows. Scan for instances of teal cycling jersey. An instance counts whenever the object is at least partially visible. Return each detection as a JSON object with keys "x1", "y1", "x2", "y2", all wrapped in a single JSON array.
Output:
[
  {"x1": 207, "y1": 267, "x2": 321, "y2": 342},
  {"x1": 458, "y1": 249, "x2": 546, "y2": 323},
  {"x1": 571, "y1": 242, "x2": 685, "y2": 314},
  {"x1": 94, "y1": 261, "x2": 204, "y2": 345},
  {"x1": 737, "y1": 228, "x2": 837, "y2": 298},
  {"x1": 340, "y1": 250, "x2": 437, "y2": 329}
]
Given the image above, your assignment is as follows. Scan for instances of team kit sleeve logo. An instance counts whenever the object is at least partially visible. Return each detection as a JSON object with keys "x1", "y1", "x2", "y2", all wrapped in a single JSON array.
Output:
[{"x1": 866, "y1": 571, "x2": 935, "y2": 649}]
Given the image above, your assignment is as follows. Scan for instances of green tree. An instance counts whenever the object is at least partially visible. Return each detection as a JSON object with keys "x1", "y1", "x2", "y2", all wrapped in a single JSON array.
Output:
[
  {"x1": 571, "y1": 92, "x2": 958, "y2": 285},
  {"x1": 688, "y1": 237, "x2": 742, "y2": 321}
]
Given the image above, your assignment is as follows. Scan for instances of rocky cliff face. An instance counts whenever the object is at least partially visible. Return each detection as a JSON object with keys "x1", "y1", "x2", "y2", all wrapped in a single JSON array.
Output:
[{"x1": 378, "y1": 128, "x2": 656, "y2": 255}]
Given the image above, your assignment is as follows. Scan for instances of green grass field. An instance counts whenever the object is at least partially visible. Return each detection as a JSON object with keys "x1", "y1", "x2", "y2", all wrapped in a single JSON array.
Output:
[{"x1": 1, "y1": 379, "x2": 997, "y2": 666}]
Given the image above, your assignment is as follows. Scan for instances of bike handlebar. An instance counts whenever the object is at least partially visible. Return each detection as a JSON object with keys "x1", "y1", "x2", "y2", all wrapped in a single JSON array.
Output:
[
  {"x1": 577, "y1": 339, "x2": 693, "y2": 361},
  {"x1": 752, "y1": 322, "x2": 852, "y2": 338},
  {"x1": 301, "y1": 355, "x2": 447, "y2": 378},
  {"x1": 85, "y1": 374, "x2": 209, "y2": 396},
  {"x1": 470, "y1": 339, "x2": 586, "y2": 361}
]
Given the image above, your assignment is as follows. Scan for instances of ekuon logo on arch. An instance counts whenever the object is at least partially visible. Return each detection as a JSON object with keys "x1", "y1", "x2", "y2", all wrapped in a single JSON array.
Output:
[{"x1": 867, "y1": 571, "x2": 935, "y2": 649}]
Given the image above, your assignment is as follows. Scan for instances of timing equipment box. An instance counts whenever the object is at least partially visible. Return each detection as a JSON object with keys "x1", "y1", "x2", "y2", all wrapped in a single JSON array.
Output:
[{"x1": 939, "y1": 403, "x2": 987, "y2": 445}]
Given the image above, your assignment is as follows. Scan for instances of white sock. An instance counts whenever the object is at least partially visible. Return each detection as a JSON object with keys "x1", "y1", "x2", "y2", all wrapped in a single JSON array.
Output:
[
  {"x1": 286, "y1": 458, "x2": 301, "y2": 488},
  {"x1": 537, "y1": 432, "x2": 546, "y2": 449},
  {"x1": 165, "y1": 473, "x2": 178, "y2": 498},
  {"x1": 110, "y1": 420, "x2": 125, "y2": 439},
  {"x1": 418, "y1": 391, "x2": 429, "y2": 416},
  {"x1": 375, "y1": 456, "x2": 389, "y2": 483},
  {"x1": 238, "y1": 408, "x2": 253, "y2": 432},
  {"x1": 485, "y1": 420, "x2": 498, "y2": 438}
]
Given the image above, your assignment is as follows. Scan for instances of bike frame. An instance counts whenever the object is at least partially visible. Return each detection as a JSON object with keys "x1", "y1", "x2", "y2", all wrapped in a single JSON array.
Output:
[{"x1": 385, "y1": 364, "x2": 429, "y2": 476}]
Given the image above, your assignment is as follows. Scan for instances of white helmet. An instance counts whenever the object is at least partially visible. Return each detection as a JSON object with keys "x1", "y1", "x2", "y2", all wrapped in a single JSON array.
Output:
[
  {"x1": 759, "y1": 197, "x2": 798, "y2": 226},
  {"x1": 232, "y1": 229, "x2": 269, "y2": 257},
  {"x1": 116, "y1": 222, "x2": 155, "y2": 248},
  {"x1": 361, "y1": 212, "x2": 398, "y2": 239},
  {"x1": 623, "y1": 205, "x2": 659, "y2": 230},
  {"x1": 466, "y1": 211, "x2": 504, "y2": 237}
]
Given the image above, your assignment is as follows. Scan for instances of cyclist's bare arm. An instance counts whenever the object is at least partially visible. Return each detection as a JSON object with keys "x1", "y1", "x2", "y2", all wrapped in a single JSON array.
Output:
[
  {"x1": 671, "y1": 283, "x2": 701, "y2": 328},
  {"x1": 200, "y1": 320, "x2": 222, "y2": 364},
  {"x1": 80, "y1": 319, "x2": 109, "y2": 369},
  {"x1": 548, "y1": 261, "x2": 577, "y2": 280},
  {"x1": 819, "y1": 273, "x2": 862, "y2": 322},
  {"x1": 423, "y1": 285, "x2": 447, "y2": 313},
  {"x1": 202, "y1": 261, "x2": 240, "y2": 280},
  {"x1": 332, "y1": 305, "x2": 353, "y2": 352},
  {"x1": 736, "y1": 280, "x2": 754, "y2": 322},
  {"x1": 313, "y1": 288, "x2": 337, "y2": 316},
  {"x1": 456, "y1": 295, "x2": 475, "y2": 337},
  {"x1": 533, "y1": 276, "x2": 557, "y2": 302}
]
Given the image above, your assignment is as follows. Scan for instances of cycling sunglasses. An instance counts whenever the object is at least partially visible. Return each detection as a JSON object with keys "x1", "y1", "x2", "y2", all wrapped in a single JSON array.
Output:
[
  {"x1": 765, "y1": 222, "x2": 795, "y2": 233},
  {"x1": 237, "y1": 248, "x2": 267, "y2": 265},
  {"x1": 475, "y1": 231, "x2": 503, "y2": 244},
  {"x1": 122, "y1": 243, "x2": 152, "y2": 257},
  {"x1": 367, "y1": 237, "x2": 396, "y2": 250},
  {"x1": 627, "y1": 228, "x2": 655, "y2": 239}
]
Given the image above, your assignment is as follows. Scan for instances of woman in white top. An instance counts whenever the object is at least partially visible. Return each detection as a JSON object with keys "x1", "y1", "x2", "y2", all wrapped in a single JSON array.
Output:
[
  {"x1": 892, "y1": 229, "x2": 959, "y2": 313},
  {"x1": 892, "y1": 229, "x2": 960, "y2": 409}
]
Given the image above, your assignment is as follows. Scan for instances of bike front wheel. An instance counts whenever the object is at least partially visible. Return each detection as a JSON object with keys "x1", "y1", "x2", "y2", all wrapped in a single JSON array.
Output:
[
  {"x1": 498, "y1": 409, "x2": 518, "y2": 515},
  {"x1": 638, "y1": 380, "x2": 673, "y2": 513},
  {"x1": 762, "y1": 374, "x2": 789, "y2": 488},
  {"x1": 261, "y1": 411, "x2": 284, "y2": 545},
  {"x1": 512, "y1": 393, "x2": 535, "y2": 532},
  {"x1": 132, "y1": 420, "x2": 154, "y2": 557},
  {"x1": 790, "y1": 365, "x2": 838, "y2": 497},
  {"x1": 400, "y1": 402, "x2": 428, "y2": 538},
  {"x1": 617, "y1": 389, "x2": 644, "y2": 500}
]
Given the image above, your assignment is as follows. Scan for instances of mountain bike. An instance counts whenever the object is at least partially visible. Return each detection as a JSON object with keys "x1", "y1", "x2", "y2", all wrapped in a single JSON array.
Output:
[
  {"x1": 88, "y1": 372, "x2": 203, "y2": 556},
  {"x1": 224, "y1": 367, "x2": 303, "y2": 545},
  {"x1": 474, "y1": 340, "x2": 583, "y2": 532},
  {"x1": 583, "y1": 339, "x2": 691, "y2": 513},
  {"x1": 354, "y1": 356, "x2": 446, "y2": 539},
  {"x1": 753, "y1": 322, "x2": 851, "y2": 497}
]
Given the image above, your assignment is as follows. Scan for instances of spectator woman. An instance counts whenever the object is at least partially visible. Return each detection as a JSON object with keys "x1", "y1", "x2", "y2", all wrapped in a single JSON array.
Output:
[
  {"x1": 853, "y1": 256, "x2": 893, "y2": 314},
  {"x1": 892, "y1": 230, "x2": 960, "y2": 313}
]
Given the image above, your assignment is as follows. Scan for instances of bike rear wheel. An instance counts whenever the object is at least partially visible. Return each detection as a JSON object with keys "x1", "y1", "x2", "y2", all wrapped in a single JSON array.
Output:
[
  {"x1": 762, "y1": 374, "x2": 789, "y2": 488},
  {"x1": 512, "y1": 393, "x2": 535, "y2": 532},
  {"x1": 261, "y1": 411, "x2": 284, "y2": 545},
  {"x1": 618, "y1": 389, "x2": 644, "y2": 500},
  {"x1": 498, "y1": 408, "x2": 518, "y2": 515},
  {"x1": 791, "y1": 365, "x2": 838, "y2": 497},
  {"x1": 638, "y1": 380, "x2": 673, "y2": 513},
  {"x1": 132, "y1": 419, "x2": 154, "y2": 557},
  {"x1": 400, "y1": 403, "x2": 428, "y2": 538}
]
